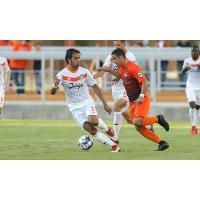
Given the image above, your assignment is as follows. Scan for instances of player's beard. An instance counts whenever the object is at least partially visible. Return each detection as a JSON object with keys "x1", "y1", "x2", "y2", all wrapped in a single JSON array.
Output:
[{"x1": 71, "y1": 64, "x2": 79, "y2": 71}]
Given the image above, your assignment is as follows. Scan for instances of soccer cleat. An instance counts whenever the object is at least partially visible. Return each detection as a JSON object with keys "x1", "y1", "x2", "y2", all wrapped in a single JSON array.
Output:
[
  {"x1": 105, "y1": 127, "x2": 115, "y2": 137},
  {"x1": 157, "y1": 140, "x2": 169, "y2": 151},
  {"x1": 157, "y1": 115, "x2": 169, "y2": 132},
  {"x1": 191, "y1": 126, "x2": 198, "y2": 136},
  {"x1": 111, "y1": 144, "x2": 121, "y2": 152}
]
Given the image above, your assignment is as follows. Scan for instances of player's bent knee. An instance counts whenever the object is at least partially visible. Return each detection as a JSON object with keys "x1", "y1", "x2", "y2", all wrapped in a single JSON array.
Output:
[
  {"x1": 135, "y1": 126, "x2": 142, "y2": 131},
  {"x1": 87, "y1": 117, "x2": 99, "y2": 126},
  {"x1": 132, "y1": 118, "x2": 142, "y2": 127},
  {"x1": 114, "y1": 99, "x2": 126, "y2": 112},
  {"x1": 83, "y1": 122, "x2": 97, "y2": 135},
  {"x1": 189, "y1": 101, "x2": 196, "y2": 109}
]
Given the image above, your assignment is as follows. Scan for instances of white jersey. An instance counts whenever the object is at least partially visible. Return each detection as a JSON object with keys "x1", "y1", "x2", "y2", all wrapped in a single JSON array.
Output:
[
  {"x1": 57, "y1": 66, "x2": 97, "y2": 111},
  {"x1": 0, "y1": 57, "x2": 10, "y2": 89},
  {"x1": 183, "y1": 57, "x2": 200, "y2": 90}
]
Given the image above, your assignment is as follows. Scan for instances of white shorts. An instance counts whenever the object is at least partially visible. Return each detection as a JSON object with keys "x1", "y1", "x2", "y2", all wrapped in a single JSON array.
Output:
[
  {"x1": 71, "y1": 101, "x2": 98, "y2": 128},
  {"x1": 0, "y1": 89, "x2": 5, "y2": 108},
  {"x1": 186, "y1": 88, "x2": 200, "y2": 105},
  {"x1": 112, "y1": 86, "x2": 129, "y2": 113}
]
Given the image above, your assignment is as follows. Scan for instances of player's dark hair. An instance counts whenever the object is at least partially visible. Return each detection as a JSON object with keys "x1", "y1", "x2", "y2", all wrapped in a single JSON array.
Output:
[
  {"x1": 65, "y1": 48, "x2": 80, "y2": 64},
  {"x1": 192, "y1": 45, "x2": 200, "y2": 53},
  {"x1": 111, "y1": 48, "x2": 126, "y2": 58}
]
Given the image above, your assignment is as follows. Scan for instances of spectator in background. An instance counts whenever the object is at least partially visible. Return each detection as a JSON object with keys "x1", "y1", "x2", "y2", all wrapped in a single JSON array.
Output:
[
  {"x1": 157, "y1": 41, "x2": 170, "y2": 86},
  {"x1": 9, "y1": 40, "x2": 32, "y2": 94},
  {"x1": 33, "y1": 42, "x2": 42, "y2": 95},
  {"x1": 0, "y1": 40, "x2": 13, "y2": 46},
  {"x1": 176, "y1": 40, "x2": 192, "y2": 87}
]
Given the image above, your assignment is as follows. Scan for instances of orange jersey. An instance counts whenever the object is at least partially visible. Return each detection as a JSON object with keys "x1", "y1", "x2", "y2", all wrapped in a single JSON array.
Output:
[{"x1": 118, "y1": 60, "x2": 146, "y2": 102}]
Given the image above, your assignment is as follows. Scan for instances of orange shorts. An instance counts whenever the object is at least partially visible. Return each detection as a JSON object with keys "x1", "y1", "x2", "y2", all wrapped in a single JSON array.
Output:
[{"x1": 128, "y1": 95, "x2": 150, "y2": 119}]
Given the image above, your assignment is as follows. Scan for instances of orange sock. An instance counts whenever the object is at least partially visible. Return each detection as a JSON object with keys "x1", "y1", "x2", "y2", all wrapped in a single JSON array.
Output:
[
  {"x1": 138, "y1": 127, "x2": 161, "y2": 144},
  {"x1": 142, "y1": 116, "x2": 158, "y2": 126}
]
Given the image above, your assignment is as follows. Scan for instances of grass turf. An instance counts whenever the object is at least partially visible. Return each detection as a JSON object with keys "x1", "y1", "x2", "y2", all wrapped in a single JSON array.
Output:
[{"x1": 0, "y1": 119, "x2": 199, "y2": 160}]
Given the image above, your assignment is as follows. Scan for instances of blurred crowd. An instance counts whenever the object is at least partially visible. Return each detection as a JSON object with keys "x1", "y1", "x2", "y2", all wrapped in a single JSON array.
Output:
[{"x1": 0, "y1": 40, "x2": 195, "y2": 95}]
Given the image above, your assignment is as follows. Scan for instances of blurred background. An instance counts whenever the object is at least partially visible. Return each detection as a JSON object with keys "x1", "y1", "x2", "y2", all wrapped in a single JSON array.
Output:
[{"x1": 0, "y1": 40, "x2": 198, "y2": 120}]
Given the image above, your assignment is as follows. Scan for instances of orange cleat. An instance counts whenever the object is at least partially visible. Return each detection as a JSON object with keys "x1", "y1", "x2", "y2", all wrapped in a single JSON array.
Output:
[
  {"x1": 111, "y1": 144, "x2": 121, "y2": 152},
  {"x1": 105, "y1": 127, "x2": 115, "y2": 137},
  {"x1": 191, "y1": 126, "x2": 198, "y2": 136}
]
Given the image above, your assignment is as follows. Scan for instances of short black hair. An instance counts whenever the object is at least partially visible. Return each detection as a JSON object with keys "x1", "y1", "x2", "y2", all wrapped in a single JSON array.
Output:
[
  {"x1": 65, "y1": 48, "x2": 80, "y2": 64},
  {"x1": 192, "y1": 45, "x2": 200, "y2": 50},
  {"x1": 111, "y1": 48, "x2": 126, "y2": 58},
  {"x1": 192, "y1": 45, "x2": 200, "y2": 54}
]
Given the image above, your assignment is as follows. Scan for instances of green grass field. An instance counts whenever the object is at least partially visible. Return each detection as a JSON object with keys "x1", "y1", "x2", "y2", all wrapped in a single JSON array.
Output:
[{"x1": 0, "y1": 119, "x2": 199, "y2": 160}]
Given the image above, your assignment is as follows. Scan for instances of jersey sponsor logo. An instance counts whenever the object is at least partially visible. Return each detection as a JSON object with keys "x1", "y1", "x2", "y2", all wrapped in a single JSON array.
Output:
[
  {"x1": 138, "y1": 72, "x2": 143, "y2": 77},
  {"x1": 67, "y1": 83, "x2": 84, "y2": 90}
]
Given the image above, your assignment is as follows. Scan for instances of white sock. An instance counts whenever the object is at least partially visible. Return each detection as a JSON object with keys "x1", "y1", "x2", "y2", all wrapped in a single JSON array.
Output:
[
  {"x1": 97, "y1": 118, "x2": 108, "y2": 132},
  {"x1": 197, "y1": 109, "x2": 200, "y2": 122},
  {"x1": 189, "y1": 108, "x2": 197, "y2": 126},
  {"x1": 113, "y1": 112, "x2": 122, "y2": 136},
  {"x1": 94, "y1": 131, "x2": 115, "y2": 147},
  {"x1": 146, "y1": 125, "x2": 152, "y2": 130}
]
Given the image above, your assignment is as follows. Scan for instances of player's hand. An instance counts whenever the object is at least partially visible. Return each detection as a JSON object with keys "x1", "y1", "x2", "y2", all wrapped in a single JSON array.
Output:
[
  {"x1": 137, "y1": 95, "x2": 144, "y2": 105},
  {"x1": 4, "y1": 82, "x2": 10, "y2": 90},
  {"x1": 111, "y1": 78, "x2": 120, "y2": 85},
  {"x1": 54, "y1": 77, "x2": 60, "y2": 88},
  {"x1": 103, "y1": 104, "x2": 112, "y2": 115}
]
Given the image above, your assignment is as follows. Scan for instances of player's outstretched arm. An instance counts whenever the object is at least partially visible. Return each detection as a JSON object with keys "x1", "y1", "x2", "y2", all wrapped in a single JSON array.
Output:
[
  {"x1": 51, "y1": 77, "x2": 60, "y2": 95},
  {"x1": 91, "y1": 84, "x2": 112, "y2": 114},
  {"x1": 93, "y1": 70, "x2": 105, "y2": 79},
  {"x1": 97, "y1": 67, "x2": 120, "y2": 79}
]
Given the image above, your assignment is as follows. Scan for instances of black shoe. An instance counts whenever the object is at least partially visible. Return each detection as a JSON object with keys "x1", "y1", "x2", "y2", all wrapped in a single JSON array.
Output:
[
  {"x1": 157, "y1": 115, "x2": 169, "y2": 132},
  {"x1": 157, "y1": 140, "x2": 169, "y2": 151}
]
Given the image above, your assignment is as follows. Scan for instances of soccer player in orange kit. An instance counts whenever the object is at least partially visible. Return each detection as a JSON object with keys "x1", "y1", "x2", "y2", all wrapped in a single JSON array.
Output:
[{"x1": 98, "y1": 48, "x2": 170, "y2": 151}]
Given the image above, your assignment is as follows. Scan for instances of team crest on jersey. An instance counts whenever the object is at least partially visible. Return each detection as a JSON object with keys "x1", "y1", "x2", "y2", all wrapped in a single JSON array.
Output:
[
  {"x1": 138, "y1": 72, "x2": 143, "y2": 77},
  {"x1": 123, "y1": 73, "x2": 128, "y2": 77}
]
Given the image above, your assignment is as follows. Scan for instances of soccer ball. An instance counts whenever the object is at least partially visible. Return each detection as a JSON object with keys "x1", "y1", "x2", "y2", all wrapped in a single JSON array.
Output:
[{"x1": 78, "y1": 135, "x2": 93, "y2": 150}]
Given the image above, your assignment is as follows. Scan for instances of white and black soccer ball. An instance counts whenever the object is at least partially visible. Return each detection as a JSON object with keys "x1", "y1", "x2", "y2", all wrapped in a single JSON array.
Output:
[{"x1": 78, "y1": 135, "x2": 93, "y2": 150}]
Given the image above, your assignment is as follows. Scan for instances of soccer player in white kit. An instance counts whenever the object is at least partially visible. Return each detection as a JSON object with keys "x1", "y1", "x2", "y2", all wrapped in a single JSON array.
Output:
[
  {"x1": 0, "y1": 57, "x2": 11, "y2": 118},
  {"x1": 51, "y1": 48, "x2": 120, "y2": 152},
  {"x1": 94, "y1": 40, "x2": 153, "y2": 141},
  {"x1": 182, "y1": 46, "x2": 200, "y2": 136}
]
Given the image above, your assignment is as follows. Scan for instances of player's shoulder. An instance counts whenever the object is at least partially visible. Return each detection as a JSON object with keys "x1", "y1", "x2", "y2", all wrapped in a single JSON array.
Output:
[
  {"x1": 0, "y1": 56, "x2": 7, "y2": 64},
  {"x1": 184, "y1": 57, "x2": 192, "y2": 63}
]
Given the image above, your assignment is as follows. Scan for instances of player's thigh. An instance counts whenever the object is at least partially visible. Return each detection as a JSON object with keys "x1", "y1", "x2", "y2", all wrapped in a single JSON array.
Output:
[
  {"x1": 0, "y1": 89, "x2": 5, "y2": 108},
  {"x1": 71, "y1": 109, "x2": 87, "y2": 129},
  {"x1": 122, "y1": 110, "x2": 132, "y2": 124},
  {"x1": 113, "y1": 90, "x2": 129, "y2": 112},
  {"x1": 85, "y1": 102, "x2": 99, "y2": 125},
  {"x1": 114, "y1": 98, "x2": 128, "y2": 110},
  {"x1": 128, "y1": 103, "x2": 136, "y2": 120},
  {"x1": 186, "y1": 88, "x2": 196, "y2": 103},
  {"x1": 134, "y1": 95, "x2": 150, "y2": 118},
  {"x1": 195, "y1": 90, "x2": 200, "y2": 106}
]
